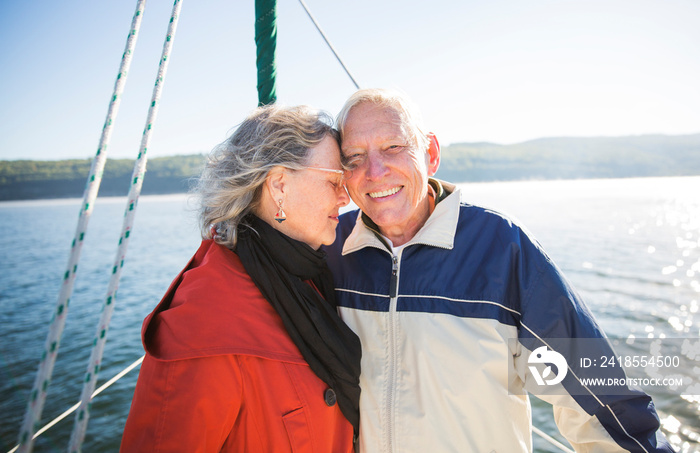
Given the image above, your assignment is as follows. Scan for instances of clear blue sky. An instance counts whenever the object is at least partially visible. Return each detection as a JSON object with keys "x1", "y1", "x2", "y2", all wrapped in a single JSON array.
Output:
[{"x1": 1, "y1": 0, "x2": 698, "y2": 161}]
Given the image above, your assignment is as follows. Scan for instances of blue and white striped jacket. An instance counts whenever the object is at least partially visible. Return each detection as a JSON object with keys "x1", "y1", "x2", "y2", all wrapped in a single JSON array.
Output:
[{"x1": 324, "y1": 181, "x2": 672, "y2": 453}]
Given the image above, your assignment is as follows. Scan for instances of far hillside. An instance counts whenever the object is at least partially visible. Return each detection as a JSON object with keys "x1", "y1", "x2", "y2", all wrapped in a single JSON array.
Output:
[
  {"x1": 0, "y1": 155, "x2": 205, "y2": 201},
  {"x1": 434, "y1": 133, "x2": 700, "y2": 182}
]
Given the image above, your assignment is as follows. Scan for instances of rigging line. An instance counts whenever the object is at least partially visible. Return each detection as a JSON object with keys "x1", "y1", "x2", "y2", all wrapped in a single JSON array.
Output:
[
  {"x1": 297, "y1": 0, "x2": 361, "y2": 90},
  {"x1": 7, "y1": 356, "x2": 145, "y2": 453},
  {"x1": 15, "y1": 2, "x2": 147, "y2": 451},
  {"x1": 532, "y1": 426, "x2": 575, "y2": 453},
  {"x1": 67, "y1": 1, "x2": 184, "y2": 451}
]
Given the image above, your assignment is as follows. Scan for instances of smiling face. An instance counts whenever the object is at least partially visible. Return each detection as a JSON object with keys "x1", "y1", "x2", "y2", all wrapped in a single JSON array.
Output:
[
  {"x1": 282, "y1": 134, "x2": 350, "y2": 249},
  {"x1": 341, "y1": 102, "x2": 439, "y2": 246}
]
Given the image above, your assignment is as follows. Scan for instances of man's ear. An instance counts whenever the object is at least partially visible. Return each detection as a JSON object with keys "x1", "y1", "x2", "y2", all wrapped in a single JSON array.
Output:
[{"x1": 426, "y1": 133, "x2": 440, "y2": 176}]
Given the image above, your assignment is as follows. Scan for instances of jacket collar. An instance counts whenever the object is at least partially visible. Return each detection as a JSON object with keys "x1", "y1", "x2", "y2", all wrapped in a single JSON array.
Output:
[{"x1": 342, "y1": 179, "x2": 461, "y2": 255}]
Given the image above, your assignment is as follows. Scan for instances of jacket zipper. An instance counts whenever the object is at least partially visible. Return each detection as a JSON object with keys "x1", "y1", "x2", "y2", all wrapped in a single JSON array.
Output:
[
  {"x1": 387, "y1": 253, "x2": 400, "y2": 452},
  {"x1": 390, "y1": 255, "x2": 399, "y2": 298}
]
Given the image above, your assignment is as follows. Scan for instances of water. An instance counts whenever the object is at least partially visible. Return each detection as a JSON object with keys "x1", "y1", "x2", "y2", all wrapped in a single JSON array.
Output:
[
  {"x1": 1, "y1": 177, "x2": 698, "y2": 452},
  {"x1": 0, "y1": 194, "x2": 202, "y2": 452}
]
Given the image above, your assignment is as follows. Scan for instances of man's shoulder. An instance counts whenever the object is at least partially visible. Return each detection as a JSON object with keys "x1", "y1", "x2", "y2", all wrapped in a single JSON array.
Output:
[
  {"x1": 456, "y1": 201, "x2": 523, "y2": 234},
  {"x1": 433, "y1": 182, "x2": 524, "y2": 238}
]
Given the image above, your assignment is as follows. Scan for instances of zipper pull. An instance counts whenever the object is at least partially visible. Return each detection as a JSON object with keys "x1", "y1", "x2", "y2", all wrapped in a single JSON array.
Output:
[{"x1": 390, "y1": 255, "x2": 398, "y2": 298}]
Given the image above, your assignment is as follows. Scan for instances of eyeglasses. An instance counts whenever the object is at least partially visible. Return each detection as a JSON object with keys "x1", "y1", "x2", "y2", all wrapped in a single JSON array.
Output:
[{"x1": 302, "y1": 167, "x2": 352, "y2": 187}]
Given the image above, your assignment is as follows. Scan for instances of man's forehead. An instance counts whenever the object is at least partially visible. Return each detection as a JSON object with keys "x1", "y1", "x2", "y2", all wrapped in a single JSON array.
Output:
[
  {"x1": 342, "y1": 106, "x2": 410, "y2": 147},
  {"x1": 347, "y1": 102, "x2": 402, "y2": 124}
]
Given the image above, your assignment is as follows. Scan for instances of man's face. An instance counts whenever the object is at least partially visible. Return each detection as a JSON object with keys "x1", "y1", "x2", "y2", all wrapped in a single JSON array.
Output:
[{"x1": 341, "y1": 102, "x2": 438, "y2": 242}]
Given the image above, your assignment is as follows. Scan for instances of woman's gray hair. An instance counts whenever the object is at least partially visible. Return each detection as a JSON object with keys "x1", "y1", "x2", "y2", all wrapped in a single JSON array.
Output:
[
  {"x1": 336, "y1": 88, "x2": 430, "y2": 151},
  {"x1": 195, "y1": 104, "x2": 338, "y2": 249}
]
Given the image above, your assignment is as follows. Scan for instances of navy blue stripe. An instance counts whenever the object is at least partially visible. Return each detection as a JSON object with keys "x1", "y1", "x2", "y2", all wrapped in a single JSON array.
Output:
[
  {"x1": 399, "y1": 296, "x2": 519, "y2": 326},
  {"x1": 337, "y1": 290, "x2": 520, "y2": 326},
  {"x1": 336, "y1": 290, "x2": 390, "y2": 312}
]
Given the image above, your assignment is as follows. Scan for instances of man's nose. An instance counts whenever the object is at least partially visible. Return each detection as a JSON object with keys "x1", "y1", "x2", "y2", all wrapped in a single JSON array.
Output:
[{"x1": 366, "y1": 154, "x2": 389, "y2": 179}]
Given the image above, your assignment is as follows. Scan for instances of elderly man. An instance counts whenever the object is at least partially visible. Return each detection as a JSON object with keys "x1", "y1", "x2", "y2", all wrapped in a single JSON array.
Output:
[{"x1": 324, "y1": 88, "x2": 673, "y2": 452}]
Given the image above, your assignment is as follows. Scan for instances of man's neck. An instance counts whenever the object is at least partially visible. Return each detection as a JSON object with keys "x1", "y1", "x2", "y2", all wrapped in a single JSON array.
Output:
[{"x1": 361, "y1": 179, "x2": 448, "y2": 249}]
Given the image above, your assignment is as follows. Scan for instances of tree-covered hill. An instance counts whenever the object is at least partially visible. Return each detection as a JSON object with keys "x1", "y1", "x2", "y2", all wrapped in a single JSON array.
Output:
[
  {"x1": 0, "y1": 154, "x2": 205, "y2": 200},
  {"x1": 1, "y1": 133, "x2": 699, "y2": 200},
  {"x1": 434, "y1": 133, "x2": 700, "y2": 182}
]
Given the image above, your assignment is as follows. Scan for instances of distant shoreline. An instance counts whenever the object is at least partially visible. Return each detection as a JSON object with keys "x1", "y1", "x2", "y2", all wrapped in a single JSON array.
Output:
[
  {"x1": 2, "y1": 133, "x2": 699, "y2": 201},
  {"x1": 2, "y1": 175, "x2": 698, "y2": 204}
]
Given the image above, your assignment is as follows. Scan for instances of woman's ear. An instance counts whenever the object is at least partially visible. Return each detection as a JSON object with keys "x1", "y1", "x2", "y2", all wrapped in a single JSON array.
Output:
[{"x1": 265, "y1": 166, "x2": 287, "y2": 201}]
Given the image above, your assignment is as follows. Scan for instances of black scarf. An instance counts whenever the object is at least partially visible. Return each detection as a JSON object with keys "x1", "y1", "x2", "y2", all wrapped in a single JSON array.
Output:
[{"x1": 235, "y1": 215, "x2": 361, "y2": 433}]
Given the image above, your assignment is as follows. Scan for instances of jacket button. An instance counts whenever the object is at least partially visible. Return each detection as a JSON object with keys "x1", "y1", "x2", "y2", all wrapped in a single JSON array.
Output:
[{"x1": 324, "y1": 388, "x2": 337, "y2": 406}]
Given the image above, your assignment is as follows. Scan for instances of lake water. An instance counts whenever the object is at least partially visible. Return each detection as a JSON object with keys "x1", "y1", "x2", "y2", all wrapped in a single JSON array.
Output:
[{"x1": 1, "y1": 176, "x2": 698, "y2": 452}]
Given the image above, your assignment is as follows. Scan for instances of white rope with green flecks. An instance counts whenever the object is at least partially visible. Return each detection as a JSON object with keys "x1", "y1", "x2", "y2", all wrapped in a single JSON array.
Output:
[
  {"x1": 67, "y1": 1, "x2": 183, "y2": 451},
  {"x1": 7, "y1": 356, "x2": 145, "y2": 453},
  {"x1": 16, "y1": 2, "x2": 146, "y2": 452}
]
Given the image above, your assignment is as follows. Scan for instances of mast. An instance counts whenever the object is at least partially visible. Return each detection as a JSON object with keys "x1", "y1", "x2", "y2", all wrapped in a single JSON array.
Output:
[{"x1": 255, "y1": 0, "x2": 278, "y2": 106}]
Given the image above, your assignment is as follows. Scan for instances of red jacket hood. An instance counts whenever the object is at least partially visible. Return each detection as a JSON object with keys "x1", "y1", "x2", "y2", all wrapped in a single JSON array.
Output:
[{"x1": 142, "y1": 239, "x2": 306, "y2": 364}]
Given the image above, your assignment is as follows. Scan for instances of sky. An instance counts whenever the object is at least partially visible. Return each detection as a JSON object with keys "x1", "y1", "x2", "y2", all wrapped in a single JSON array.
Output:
[{"x1": 0, "y1": 0, "x2": 698, "y2": 161}]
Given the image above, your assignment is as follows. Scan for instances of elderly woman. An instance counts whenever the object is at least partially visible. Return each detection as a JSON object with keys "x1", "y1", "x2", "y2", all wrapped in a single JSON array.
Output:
[{"x1": 120, "y1": 105, "x2": 360, "y2": 452}]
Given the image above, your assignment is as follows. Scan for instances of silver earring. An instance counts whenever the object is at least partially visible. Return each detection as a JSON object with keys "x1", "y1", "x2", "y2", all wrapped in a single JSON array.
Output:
[{"x1": 274, "y1": 199, "x2": 286, "y2": 223}]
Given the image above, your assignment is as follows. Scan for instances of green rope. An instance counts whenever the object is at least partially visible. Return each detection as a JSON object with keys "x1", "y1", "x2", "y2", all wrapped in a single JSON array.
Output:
[{"x1": 255, "y1": 0, "x2": 277, "y2": 106}]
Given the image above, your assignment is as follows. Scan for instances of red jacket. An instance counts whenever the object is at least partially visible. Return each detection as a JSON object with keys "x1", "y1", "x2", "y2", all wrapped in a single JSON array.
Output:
[{"x1": 120, "y1": 240, "x2": 354, "y2": 452}]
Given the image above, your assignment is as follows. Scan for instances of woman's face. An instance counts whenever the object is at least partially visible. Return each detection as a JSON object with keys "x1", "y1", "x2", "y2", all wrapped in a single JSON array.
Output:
[{"x1": 281, "y1": 135, "x2": 350, "y2": 249}]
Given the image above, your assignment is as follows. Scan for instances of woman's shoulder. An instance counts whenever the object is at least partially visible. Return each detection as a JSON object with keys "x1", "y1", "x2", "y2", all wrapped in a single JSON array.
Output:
[{"x1": 142, "y1": 240, "x2": 305, "y2": 363}]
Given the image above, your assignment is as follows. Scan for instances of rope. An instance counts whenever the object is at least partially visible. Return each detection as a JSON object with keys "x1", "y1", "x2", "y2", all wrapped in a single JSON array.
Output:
[
  {"x1": 15, "y1": 2, "x2": 146, "y2": 451},
  {"x1": 532, "y1": 425, "x2": 575, "y2": 453},
  {"x1": 7, "y1": 356, "x2": 145, "y2": 453},
  {"x1": 255, "y1": 0, "x2": 278, "y2": 106},
  {"x1": 297, "y1": 0, "x2": 360, "y2": 90},
  {"x1": 67, "y1": 1, "x2": 184, "y2": 451}
]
